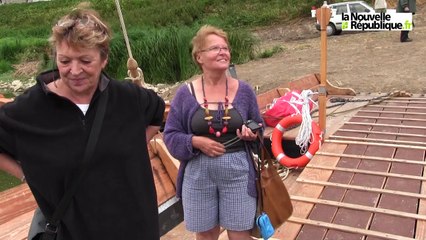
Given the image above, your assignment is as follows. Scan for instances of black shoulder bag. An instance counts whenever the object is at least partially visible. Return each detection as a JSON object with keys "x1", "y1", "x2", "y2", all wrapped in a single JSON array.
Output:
[{"x1": 40, "y1": 90, "x2": 109, "y2": 240}]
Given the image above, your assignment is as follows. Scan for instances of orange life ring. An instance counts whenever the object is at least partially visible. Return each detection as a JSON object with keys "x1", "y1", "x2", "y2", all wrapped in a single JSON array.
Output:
[{"x1": 271, "y1": 114, "x2": 322, "y2": 168}]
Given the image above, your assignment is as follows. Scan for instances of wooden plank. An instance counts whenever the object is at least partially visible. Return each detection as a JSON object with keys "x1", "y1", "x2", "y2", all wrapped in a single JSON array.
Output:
[
  {"x1": 291, "y1": 195, "x2": 426, "y2": 221},
  {"x1": 289, "y1": 73, "x2": 356, "y2": 96},
  {"x1": 366, "y1": 105, "x2": 426, "y2": 110},
  {"x1": 416, "y1": 164, "x2": 426, "y2": 239},
  {"x1": 351, "y1": 115, "x2": 426, "y2": 122},
  {"x1": 287, "y1": 217, "x2": 413, "y2": 240},
  {"x1": 149, "y1": 136, "x2": 180, "y2": 187},
  {"x1": 0, "y1": 184, "x2": 33, "y2": 240},
  {"x1": 384, "y1": 97, "x2": 426, "y2": 101},
  {"x1": 0, "y1": 184, "x2": 36, "y2": 226},
  {"x1": 274, "y1": 143, "x2": 347, "y2": 240},
  {"x1": 336, "y1": 129, "x2": 426, "y2": 139},
  {"x1": 297, "y1": 178, "x2": 426, "y2": 199},
  {"x1": 150, "y1": 155, "x2": 176, "y2": 206},
  {"x1": 316, "y1": 152, "x2": 426, "y2": 166},
  {"x1": 344, "y1": 122, "x2": 426, "y2": 130},
  {"x1": 288, "y1": 74, "x2": 320, "y2": 91},
  {"x1": 0, "y1": 210, "x2": 33, "y2": 240},
  {"x1": 0, "y1": 184, "x2": 32, "y2": 203},
  {"x1": 329, "y1": 135, "x2": 426, "y2": 147},
  {"x1": 325, "y1": 139, "x2": 426, "y2": 150},
  {"x1": 317, "y1": 101, "x2": 370, "y2": 138},
  {"x1": 359, "y1": 110, "x2": 426, "y2": 116},
  {"x1": 306, "y1": 164, "x2": 426, "y2": 181},
  {"x1": 383, "y1": 100, "x2": 426, "y2": 104}
]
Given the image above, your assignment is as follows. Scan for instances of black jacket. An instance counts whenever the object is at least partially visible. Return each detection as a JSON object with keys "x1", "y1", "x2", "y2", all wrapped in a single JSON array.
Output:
[{"x1": 0, "y1": 70, "x2": 165, "y2": 239}]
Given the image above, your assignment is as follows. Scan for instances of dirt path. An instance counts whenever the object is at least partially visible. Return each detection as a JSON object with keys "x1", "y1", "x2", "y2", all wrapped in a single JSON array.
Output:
[{"x1": 235, "y1": 4, "x2": 426, "y2": 95}]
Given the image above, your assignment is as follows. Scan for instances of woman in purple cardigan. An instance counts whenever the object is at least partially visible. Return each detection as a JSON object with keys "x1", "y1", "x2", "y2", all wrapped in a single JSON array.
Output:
[{"x1": 164, "y1": 25, "x2": 263, "y2": 240}]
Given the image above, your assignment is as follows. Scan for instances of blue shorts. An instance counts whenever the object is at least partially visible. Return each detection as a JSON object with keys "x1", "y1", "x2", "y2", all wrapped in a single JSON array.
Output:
[{"x1": 182, "y1": 151, "x2": 256, "y2": 232}]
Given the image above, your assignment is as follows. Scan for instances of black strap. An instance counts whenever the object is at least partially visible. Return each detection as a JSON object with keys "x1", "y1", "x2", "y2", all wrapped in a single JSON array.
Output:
[
  {"x1": 247, "y1": 134, "x2": 273, "y2": 213},
  {"x1": 41, "y1": 90, "x2": 109, "y2": 240}
]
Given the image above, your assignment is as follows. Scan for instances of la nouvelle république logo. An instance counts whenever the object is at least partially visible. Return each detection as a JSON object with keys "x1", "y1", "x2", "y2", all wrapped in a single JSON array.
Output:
[{"x1": 342, "y1": 12, "x2": 413, "y2": 31}]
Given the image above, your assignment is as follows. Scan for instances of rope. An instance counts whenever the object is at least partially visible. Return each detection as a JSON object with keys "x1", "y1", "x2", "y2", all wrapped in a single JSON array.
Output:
[
  {"x1": 329, "y1": 90, "x2": 412, "y2": 104},
  {"x1": 114, "y1": 0, "x2": 144, "y2": 86},
  {"x1": 125, "y1": 68, "x2": 143, "y2": 81},
  {"x1": 114, "y1": 0, "x2": 133, "y2": 59},
  {"x1": 294, "y1": 90, "x2": 317, "y2": 154}
]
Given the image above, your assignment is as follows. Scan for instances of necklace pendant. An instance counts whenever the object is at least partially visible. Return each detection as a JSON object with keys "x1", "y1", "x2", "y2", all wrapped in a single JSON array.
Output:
[
  {"x1": 222, "y1": 126, "x2": 228, "y2": 134},
  {"x1": 209, "y1": 126, "x2": 215, "y2": 134},
  {"x1": 215, "y1": 131, "x2": 221, "y2": 137}
]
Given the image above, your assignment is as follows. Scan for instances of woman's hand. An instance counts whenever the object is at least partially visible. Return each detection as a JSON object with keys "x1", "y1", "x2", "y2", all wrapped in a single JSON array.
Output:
[
  {"x1": 192, "y1": 136, "x2": 226, "y2": 157},
  {"x1": 236, "y1": 124, "x2": 258, "y2": 141}
]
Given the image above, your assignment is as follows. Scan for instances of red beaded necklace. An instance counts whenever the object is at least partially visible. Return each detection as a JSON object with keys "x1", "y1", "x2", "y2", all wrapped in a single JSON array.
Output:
[{"x1": 202, "y1": 76, "x2": 231, "y2": 137}]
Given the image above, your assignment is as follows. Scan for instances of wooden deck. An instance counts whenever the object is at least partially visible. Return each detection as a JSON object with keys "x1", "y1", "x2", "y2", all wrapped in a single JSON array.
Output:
[
  {"x1": 0, "y1": 184, "x2": 36, "y2": 240},
  {"x1": 275, "y1": 94, "x2": 426, "y2": 240}
]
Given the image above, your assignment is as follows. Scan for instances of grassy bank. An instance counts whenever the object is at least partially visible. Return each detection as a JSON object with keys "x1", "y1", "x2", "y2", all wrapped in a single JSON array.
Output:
[{"x1": 0, "y1": 0, "x2": 322, "y2": 86}]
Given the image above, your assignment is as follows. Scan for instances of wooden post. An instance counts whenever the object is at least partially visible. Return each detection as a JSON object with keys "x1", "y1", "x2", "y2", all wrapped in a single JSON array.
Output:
[{"x1": 316, "y1": 2, "x2": 331, "y2": 134}]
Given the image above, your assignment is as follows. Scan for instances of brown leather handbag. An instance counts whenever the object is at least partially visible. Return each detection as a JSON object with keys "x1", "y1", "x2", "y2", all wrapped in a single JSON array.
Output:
[
  {"x1": 250, "y1": 138, "x2": 293, "y2": 237},
  {"x1": 259, "y1": 156, "x2": 293, "y2": 227}
]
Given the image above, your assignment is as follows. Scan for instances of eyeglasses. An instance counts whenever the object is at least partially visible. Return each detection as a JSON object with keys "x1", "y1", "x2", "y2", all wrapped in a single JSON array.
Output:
[{"x1": 200, "y1": 46, "x2": 231, "y2": 54}]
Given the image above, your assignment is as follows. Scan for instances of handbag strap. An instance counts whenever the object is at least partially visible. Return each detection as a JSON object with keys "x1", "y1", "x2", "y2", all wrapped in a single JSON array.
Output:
[
  {"x1": 42, "y1": 90, "x2": 109, "y2": 239},
  {"x1": 246, "y1": 135, "x2": 263, "y2": 212},
  {"x1": 247, "y1": 134, "x2": 276, "y2": 213}
]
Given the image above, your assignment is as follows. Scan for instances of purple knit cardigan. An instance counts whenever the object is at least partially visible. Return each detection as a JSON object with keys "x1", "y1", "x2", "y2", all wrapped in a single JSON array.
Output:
[{"x1": 163, "y1": 80, "x2": 263, "y2": 198}]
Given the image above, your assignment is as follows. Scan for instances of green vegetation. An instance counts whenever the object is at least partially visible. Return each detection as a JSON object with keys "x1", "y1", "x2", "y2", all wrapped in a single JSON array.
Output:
[
  {"x1": 0, "y1": 173, "x2": 20, "y2": 192},
  {"x1": 0, "y1": 0, "x2": 323, "y2": 85},
  {"x1": 258, "y1": 45, "x2": 285, "y2": 59}
]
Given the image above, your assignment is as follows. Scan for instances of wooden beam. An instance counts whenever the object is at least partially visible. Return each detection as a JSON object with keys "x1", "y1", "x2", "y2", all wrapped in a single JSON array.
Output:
[
  {"x1": 336, "y1": 129, "x2": 426, "y2": 139},
  {"x1": 384, "y1": 97, "x2": 426, "y2": 100},
  {"x1": 317, "y1": 4, "x2": 331, "y2": 134},
  {"x1": 0, "y1": 210, "x2": 33, "y2": 240},
  {"x1": 306, "y1": 164, "x2": 426, "y2": 181},
  {"x1": 316, "y1": 152, "x2": 426, "y2": 166},
  {"x1": 367, "y1": 105, "x2": 426, "y2": 110},
  {"x1": 297, "y1": 178, "x2": 426, "y2": 199},
  {"x1": 149, "y1": 137, "x2": 180, "y2": 188},
  {"x1": 287, "y1": 217, "x2": 413, "y2": 240},
  {"x1": 291, "y1": 195, "x2": 426, "y2": 220},
  {"x1": 359, "y1": 110, "x2": 426, "y2": 116},
  {"x1": 325, "y1": 139, "x2": 426, "y2": 150},
  {"x1": 382, "y1": 100, "x2": 426, "y2": 104},
  {"x1": 351, "y1": 115, "x2": 426, "y2": 122},
  {"x1": 416, "y1": 163, "x2": 426, "y2": 239},
  {"x1": 344, "y1": 121, "x2": 426, "y2": 130},
  {"x1": 329, "y1": 135, "x2": 426, "y2": 147}
]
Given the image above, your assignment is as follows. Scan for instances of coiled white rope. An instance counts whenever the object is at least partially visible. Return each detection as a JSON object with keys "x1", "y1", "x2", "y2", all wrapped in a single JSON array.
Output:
[{"x1": 294, "y1": 90, "x2": 317, "y2": 154}]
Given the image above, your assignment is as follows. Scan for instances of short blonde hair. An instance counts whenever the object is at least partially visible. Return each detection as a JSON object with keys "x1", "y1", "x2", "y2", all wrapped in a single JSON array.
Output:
[
  {"x1": 191, "y1": 25, "x2": 229, "y2": 67},
  {"x1": 49, "y1": 4, "x2": 111, "y2": 60}
]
